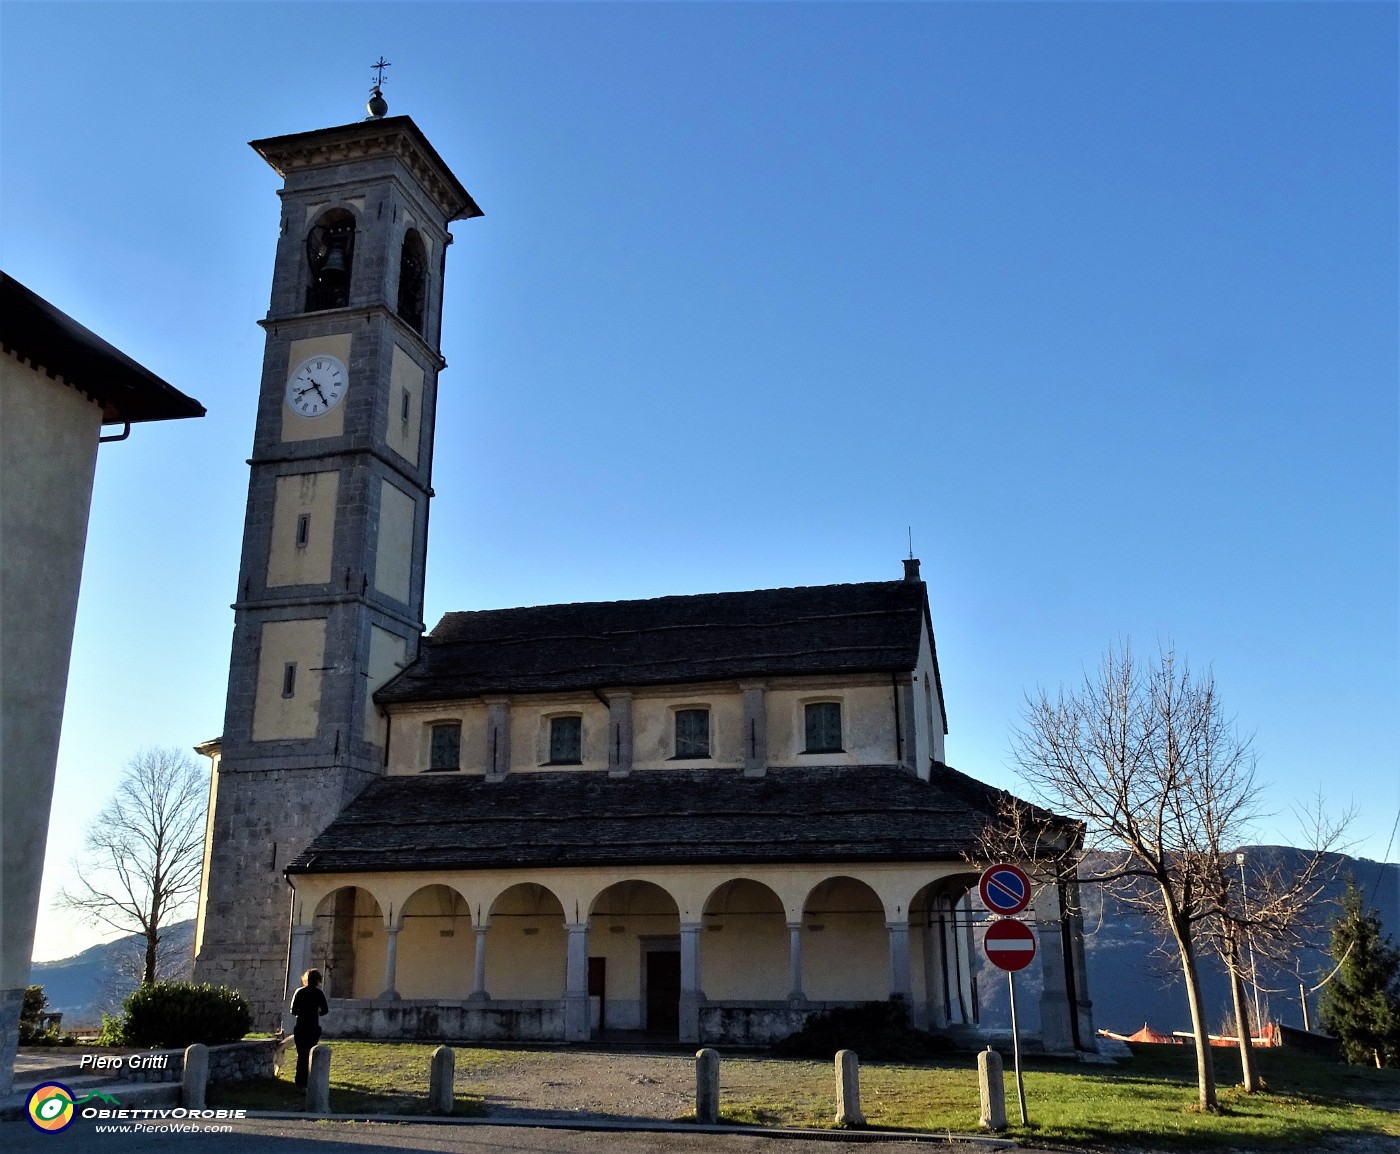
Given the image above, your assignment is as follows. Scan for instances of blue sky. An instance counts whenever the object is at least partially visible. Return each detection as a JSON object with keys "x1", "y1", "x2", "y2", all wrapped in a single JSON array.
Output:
[{"x1": 4, "y1": 2, "x2": 1395, "y2": 963}]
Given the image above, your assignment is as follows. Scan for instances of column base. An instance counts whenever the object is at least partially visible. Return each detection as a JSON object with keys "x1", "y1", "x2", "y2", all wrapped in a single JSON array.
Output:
[
  {"x1": 679, "y1": 992, "x2": 702, "y2": 1044},
  {"x1": 563, "y1": 994, "x2": 590, "y2": 1042}
]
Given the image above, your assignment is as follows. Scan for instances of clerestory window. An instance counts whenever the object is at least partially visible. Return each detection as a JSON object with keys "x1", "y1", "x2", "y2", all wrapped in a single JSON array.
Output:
[
  {"x1": 804, "y1": 702, "x2": 843, "y2": 753},
  {"x1": 674, "y1": 708, "x2": 711, "y2": 759},
  {"x1": 548, "y1": 715, "x2": 582, "y2": 765},
  {"x1": 428, "y1": 722, "x2": 461, "y2": 771}
]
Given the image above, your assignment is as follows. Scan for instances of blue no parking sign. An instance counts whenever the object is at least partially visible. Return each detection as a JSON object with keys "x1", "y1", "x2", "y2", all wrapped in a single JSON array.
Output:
[{"x1": 979, "y1": 863, "x2": 1032, "y2": 916}]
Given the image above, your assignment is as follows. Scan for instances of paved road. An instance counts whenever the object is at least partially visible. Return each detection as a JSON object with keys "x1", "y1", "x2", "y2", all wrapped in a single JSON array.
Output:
[{"x1": 3, "y1": 1116, "x2": 1031, "y2": 1153}]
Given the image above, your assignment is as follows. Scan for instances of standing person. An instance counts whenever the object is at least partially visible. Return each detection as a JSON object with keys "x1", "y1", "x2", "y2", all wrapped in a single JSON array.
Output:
[{"x1": 289, "y1": 969, "x2": 329, "y2": 1088}]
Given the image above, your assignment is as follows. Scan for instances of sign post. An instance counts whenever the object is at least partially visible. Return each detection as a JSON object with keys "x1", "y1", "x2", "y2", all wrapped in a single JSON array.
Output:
[{"x1": 980, "y1": 865, "x2": 1036, "y2": 1127}]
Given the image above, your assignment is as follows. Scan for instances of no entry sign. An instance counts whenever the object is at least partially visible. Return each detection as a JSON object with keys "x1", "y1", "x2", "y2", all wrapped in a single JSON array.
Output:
[
  {"x1": 983, "y1": 918, "x2": 1037, "y2": 972},
  {"x1": 979, "y1": 863, "x2": 1032, "y2": 916}
]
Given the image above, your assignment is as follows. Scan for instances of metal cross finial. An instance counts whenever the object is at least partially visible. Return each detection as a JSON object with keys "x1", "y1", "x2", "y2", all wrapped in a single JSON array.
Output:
[{"x1": 371, "y1": 57, "x2": 391, "y2": 88}]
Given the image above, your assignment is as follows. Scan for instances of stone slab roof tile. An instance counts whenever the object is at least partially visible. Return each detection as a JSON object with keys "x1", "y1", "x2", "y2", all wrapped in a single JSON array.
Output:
[
  {"x1": 285, "y1": 763, "x2": 1056, "y2": 875},
  {"x1": 376, "y1": 580, "x2": 927, "y2": 703}
]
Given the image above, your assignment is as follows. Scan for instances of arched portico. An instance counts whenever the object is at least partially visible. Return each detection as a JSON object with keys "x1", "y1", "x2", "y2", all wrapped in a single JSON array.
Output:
[
  {"x1": 700, "y1": 879, "x2": 788, "y2": 1001},
  {"x1": 484, "y1": 882, "x2": 567, "y2": 1000},
  {"x1": 308, "y1": 886, "x2": 385, "y2": 1000},
  {"x1": 799, "y1": 876, "x2": 887, "y2": 1002},
  {"x1": 587, "y1": 880, "x2": 682, "y2": 1037},
  {"x1": 910, "y1": 874, "x2": 979, "y2": 1030},
  {"x1": 395, "y1": 884, "x2": 474, "y2": 999}
]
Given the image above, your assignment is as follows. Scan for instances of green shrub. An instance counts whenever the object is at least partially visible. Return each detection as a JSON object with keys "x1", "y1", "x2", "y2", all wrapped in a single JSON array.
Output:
[
  {"x1": 772, "y1": 999, "x2": 957, "y2": 1061},
  {"x1": 96, "y1": 1013, "x2": 127, "y2": 1047},
  {"x1": 120, "y1": 982, "x2": 251, "y2": 1048}
]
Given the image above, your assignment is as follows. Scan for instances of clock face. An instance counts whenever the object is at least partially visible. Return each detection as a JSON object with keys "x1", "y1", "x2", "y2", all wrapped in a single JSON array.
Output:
[{"x1": 286, "y1": 354, "x2": 349, "y2": 417}]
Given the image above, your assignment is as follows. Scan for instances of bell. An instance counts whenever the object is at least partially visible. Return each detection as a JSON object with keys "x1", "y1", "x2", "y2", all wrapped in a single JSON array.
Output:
[{"x1": 321, "y1": 243, "x2": 348, "y2": 277}]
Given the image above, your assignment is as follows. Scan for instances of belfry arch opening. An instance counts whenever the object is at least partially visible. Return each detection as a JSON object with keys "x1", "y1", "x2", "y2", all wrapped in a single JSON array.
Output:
[
  {"x1": 396, "y1": 230, "x2": 428, "y2": 334},
  {"x1": 305, "y1": 209, "x2": 355, "y2": 311}
]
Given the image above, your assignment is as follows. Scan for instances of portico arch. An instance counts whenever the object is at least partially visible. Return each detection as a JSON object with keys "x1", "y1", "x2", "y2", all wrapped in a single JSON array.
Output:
[
  {"x1": 589, "y1": 880, "x2": 681, "y2": 1034},
  {"x1": 486, "y1": 883, "x2": 566, "y2": 999},
  {"x1": 396, "y1": 884, "x2": 474, "y2": 999},
  {"x1": 701, "y1": 878, "x2": 787, "y2": 1000},
  {"x1": 310, "y1": 886, "x2": 385, "y2": 1000},
  {"x1": 910, "y1": 874, "x2": 979, "y2": 1028},
  {"x1": 801, "y1": 876, "x2": 887, "y2": 1002}
]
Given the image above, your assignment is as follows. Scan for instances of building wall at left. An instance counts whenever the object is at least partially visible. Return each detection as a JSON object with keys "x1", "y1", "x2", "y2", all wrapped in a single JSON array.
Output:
[{"x1": 0, "y1": 351, "x2": 102, "y2": 1093}]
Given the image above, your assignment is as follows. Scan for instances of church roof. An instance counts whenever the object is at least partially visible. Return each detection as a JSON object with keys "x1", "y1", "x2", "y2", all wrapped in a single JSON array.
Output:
[
  {"x1": 285, "y1": 763, "x2": 1037, "y2": 875},
  {"x1": 376, "y1": 578, "x2": 937, "y2": 704}
]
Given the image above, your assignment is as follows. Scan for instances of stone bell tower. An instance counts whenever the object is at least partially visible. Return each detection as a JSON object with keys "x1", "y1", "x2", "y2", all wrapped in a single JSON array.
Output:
[{"x1": 193, "y1": 87, "x2": 480, "y2": 1022}]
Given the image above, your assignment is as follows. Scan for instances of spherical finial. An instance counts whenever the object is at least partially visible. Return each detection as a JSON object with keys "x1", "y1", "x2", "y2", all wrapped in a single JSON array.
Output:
[{"x1": 366, "y1": 57, "x2": 391, "y2": 119}]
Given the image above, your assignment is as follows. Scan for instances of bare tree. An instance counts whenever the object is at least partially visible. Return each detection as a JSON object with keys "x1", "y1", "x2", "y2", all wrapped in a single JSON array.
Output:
[
  {"x1": 57, "y1": 748, "x2": 207, "y2": 987},
  {"x1": 994, "y1": 643, "x2": 1341, "y2": 1111}
]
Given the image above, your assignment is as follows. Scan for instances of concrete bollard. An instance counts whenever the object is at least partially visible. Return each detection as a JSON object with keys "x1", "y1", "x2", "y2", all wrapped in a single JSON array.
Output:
[
  {"x1": 978, "y1": 1046, "x2": 1006, "y2": 1131},
  {"x1": 181, "y1": 1043, "x2": 209, "y2": 1109},
  {"x1": 429, "y1": 1044, "x2": 456, "y2": 1115},
  {"x1": 694, "y1": 1048, "x2": 720, "y2": 1124},
  {"x1": 834, "y1": 1049, "x2": 865, "y2": 1128},
  {"x1": 305, "y1": 1044, "x2": 332, "y2": 1114}
]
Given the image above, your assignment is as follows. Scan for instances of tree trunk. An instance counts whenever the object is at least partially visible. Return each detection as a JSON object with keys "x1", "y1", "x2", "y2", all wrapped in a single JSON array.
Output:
[
  {"x1": 1170, "y1": 914, "x2": 1218, "y2": 1110},
  {"x1": 1227, "y1": 930, "x2": 1259, "y2": 1092},
  {"x1": 144, "y1": 930, "x2": 158, "y2": 986}
]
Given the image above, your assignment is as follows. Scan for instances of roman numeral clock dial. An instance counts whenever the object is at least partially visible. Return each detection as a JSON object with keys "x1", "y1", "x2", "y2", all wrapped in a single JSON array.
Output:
[{"x1": 285, "y1": 353, "x2": 348, "y2": 417}]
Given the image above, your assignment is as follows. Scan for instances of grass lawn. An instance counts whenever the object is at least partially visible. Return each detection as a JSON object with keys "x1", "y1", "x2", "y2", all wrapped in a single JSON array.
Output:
[
  {"x1": 210, "y1": 1041, "x2": 497, "y2": 1116},
  {"x1": 209, "y1": 1039, "x2": 1399, "y2": 1150}
]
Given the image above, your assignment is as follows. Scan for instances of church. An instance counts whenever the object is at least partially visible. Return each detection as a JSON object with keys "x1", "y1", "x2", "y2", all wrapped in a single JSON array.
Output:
[{"x1": 192, "y1": 91, "x2": 1095, "y2": 1053}]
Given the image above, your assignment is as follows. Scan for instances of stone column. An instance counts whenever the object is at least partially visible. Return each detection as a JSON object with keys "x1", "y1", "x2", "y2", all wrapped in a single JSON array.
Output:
[
  {"x1": 286, "y1": 926, "x2": 314, "y2": 997},
  {"x1": 977, "y1": 1047, "x2": 1006, "y2": 1131},
  {"x1": 428, "y1": 1044, "x2": 455, "y2": 1114},
  {"x1": 694, "y1": 1048, "x2": 720, "y2": 1124},
  {"x1": 484, "y1": 699, "x2": 511, "y2": 780},
  {"x1": 679, "y1": 922, "x2": 703, "y2": 1044},
  {"x1": 887, "y1": 921, "x2": 912, "y2": 1003},
  {"x1": 786, "y1": 922, "x2": 805, "y2": 1002},
  {"x1": 469, "y1": 925, "x2": 490, "y2": 1001},
  {"x1": 306, "y1": 1044, "x2": 332, "y2": 1114},
  {"x1": 1036, "y1": 917, "x2": 1074, "y2": 1054},
  {"x1": 739, "y1": 681, "x2": 767, "y2": 777},
  {"x1": 564, "y1": 924, "x2": 590, "y2": 1041},
  {"x1": 834, "y1": 1049, "x2": 865, "y2": 1127},
  {"x1": 380, "y1": 927, "x2": 400, "y2": 1000},
  {"x1": 181, "y1": 1043, "x2": 209, "y2": 1110},
  {"x1": 1064, "y1": 878, "x2": 1095, "y2": 1047},
  {"x1": 606, "y1": 690, "x2": 633, "y2": 776}
]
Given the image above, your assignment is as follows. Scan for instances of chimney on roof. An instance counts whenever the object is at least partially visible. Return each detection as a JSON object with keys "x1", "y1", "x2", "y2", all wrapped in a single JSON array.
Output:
[{"x1": 903, "y1": 557, "x2": 921, "y2": 583}]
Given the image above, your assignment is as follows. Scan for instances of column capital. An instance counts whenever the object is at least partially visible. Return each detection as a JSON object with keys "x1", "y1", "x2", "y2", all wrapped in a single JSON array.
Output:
[{"x1": 680, "y1": 921, "x2": 704, "y2": 934}]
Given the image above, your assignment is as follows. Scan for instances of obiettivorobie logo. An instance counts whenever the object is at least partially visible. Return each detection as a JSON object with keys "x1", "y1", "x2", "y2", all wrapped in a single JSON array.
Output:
[{"x1": 25, "y1": 1082, "x2": 248, "y2": 1134}]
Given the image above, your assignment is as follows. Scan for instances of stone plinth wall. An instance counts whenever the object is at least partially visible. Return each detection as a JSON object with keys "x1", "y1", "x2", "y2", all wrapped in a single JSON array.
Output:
[
  {"x1": 699, "y1": 1002, "x2": 825, "y2": 1045},
  {"x1": 123, "y1": 1039, "x2": 277, "y2": 1083},
  {"x1": 322, "y1": 999, "x2": 564, "y2": 1042}
]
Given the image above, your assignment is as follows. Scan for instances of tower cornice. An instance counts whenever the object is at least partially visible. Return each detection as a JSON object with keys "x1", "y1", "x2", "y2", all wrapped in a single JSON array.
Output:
[
  {"x1": 258, "y1": 301, "x2": 449, "y2": 371},
  {"x1": 250, "y1": 115, "x2": 482, "y2": 223}
]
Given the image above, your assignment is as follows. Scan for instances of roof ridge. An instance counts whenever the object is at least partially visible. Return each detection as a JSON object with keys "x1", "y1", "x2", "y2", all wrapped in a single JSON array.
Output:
[{"x1": 432, "y1": 579, "x2": 910, "y2": 626}]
